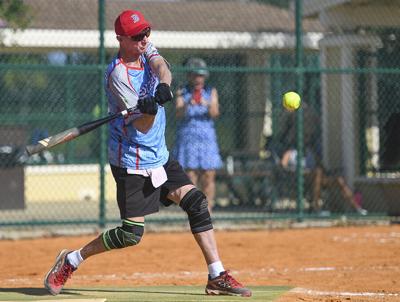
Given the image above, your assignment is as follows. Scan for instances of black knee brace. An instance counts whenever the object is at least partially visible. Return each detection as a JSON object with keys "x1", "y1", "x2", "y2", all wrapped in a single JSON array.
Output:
[
  {"x1": 102, "y1": 219, "x2": 144, "y2": 250},
  {"x1": 180, "y1": 188, "x2": 213, "y2": 234}
]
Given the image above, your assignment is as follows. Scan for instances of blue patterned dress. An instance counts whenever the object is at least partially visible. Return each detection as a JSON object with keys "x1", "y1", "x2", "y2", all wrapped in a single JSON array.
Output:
[{"x1": 173, "y1": 85, "x2": 222, "y2": 170}]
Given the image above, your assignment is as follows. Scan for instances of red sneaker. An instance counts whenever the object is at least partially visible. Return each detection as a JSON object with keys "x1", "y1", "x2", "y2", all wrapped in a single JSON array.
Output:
[
  {"x1": 44, "y1": 249, "x2": 75, "y2": 295},
  {"x1": 205, "y1": 270, "x2": 252, "y2": 297}
]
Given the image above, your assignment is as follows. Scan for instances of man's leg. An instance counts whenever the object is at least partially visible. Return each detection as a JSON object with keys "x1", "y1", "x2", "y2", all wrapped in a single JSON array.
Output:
[
  {"x1": 44, "y1": 216, "x2": 145, "y2": 295},
  {"x1": 193, "y1": 229, "x2": 220, "y2": 264},
  {"x1": 167, "y1": 184, "x2": 218, "y2": 262},
  {"x1": 44, "y1": 163, "x2": 164, "y2": 295},
  {"x1": 167, "y1": 184, "x2": 251, "y2": 297},
  {"x1": 80, "y1": 216, "x2": 145, "y2": 259}
]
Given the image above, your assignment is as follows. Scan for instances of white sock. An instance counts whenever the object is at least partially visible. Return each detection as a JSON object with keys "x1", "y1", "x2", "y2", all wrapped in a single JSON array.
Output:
[
  {"x1": 66, "y1": 249, "x2": 83, "y2": 269},
  {"x1": 208, "y1": 261, "x2": 225, "y2": 279}
]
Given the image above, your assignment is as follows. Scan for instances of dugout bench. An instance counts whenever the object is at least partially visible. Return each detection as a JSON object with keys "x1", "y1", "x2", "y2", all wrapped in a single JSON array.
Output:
[
  {"x1": 355, "y1": 176, "x2": 400, "y2": 216},
  {"x1": 215, "y1": 151, "x2": 278, "y2": 211},
  {"x1": 214, "y1": 150, "x2": 361, "y2": 214}
]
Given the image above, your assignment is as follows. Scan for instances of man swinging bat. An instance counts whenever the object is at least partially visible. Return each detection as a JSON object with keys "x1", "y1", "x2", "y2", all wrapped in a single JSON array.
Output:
[{"x1": 43, "y1": 8, "x2": 251, "y2": 298}]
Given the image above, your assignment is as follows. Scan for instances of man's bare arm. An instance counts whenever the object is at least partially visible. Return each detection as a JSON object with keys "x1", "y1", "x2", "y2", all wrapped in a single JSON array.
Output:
[{"x1": 150, "y1": 57, "x2": 172, "y2": 86}]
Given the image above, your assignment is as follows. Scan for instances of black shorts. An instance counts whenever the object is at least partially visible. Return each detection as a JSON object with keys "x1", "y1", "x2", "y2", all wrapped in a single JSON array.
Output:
[{"x1": 110, "y1": 158, "x2": 192, "y2": 219}]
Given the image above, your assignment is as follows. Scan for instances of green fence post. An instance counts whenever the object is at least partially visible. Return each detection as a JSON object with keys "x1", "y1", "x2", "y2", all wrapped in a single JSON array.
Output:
[
  {"x1": 295, "y1": 0, "x2": 305, "y2": 221},
  {"x1": 65, "y1": 55, "x2": 74, "y2": 164},
  {"x1": 98, "y1": 0, "x2": 106, "y2": 228}
]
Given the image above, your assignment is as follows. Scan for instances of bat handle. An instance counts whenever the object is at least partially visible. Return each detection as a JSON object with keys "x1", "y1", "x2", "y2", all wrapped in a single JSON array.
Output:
[
  {"x1": 26, "y1": 144, "x2": 46, "y2": 156},
  {"x1": 124, "y1": 107, "x2": 135, "y2": 116}
]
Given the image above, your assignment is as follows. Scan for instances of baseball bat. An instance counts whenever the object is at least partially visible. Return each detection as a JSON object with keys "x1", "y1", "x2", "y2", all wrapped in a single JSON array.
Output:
[{"x1": 25, "y1": 107, "x2": 135, "y2": 156}]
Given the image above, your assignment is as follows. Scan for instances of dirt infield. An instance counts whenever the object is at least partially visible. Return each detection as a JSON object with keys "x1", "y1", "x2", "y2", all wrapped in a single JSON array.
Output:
[{"x1": 0, "y1": 225, "x2": 399, "y2": 301}]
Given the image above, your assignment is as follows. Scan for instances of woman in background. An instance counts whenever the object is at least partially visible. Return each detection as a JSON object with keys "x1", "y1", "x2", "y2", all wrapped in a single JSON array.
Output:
[{"x1": 173, "y1": 58, "x2": 222, "y2": 211}]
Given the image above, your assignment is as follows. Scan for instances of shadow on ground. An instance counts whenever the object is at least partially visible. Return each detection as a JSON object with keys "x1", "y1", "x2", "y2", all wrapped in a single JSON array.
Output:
[{"x1": 0, "y1": 287, "x2": 79, "y2": 296}]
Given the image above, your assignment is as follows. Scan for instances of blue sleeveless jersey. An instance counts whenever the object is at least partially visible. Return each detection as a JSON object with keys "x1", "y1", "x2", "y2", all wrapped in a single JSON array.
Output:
[{"x1": 104, "y1": 42, "x2": 169, "y2": 169}]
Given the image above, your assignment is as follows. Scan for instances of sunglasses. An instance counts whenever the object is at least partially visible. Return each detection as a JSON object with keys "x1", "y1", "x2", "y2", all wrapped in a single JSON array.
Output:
[{"x1": 130, "y1": 28, "x2": 151, "y2": 42}]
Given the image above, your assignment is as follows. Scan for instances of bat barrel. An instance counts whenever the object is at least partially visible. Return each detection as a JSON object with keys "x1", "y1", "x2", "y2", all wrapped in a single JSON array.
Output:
[
  {"x1": 25, "y1": 127, "x2": 80, "y2": 156},
  {"x1": 24, "y1": 107, "x2": 134, "y2": 156}
]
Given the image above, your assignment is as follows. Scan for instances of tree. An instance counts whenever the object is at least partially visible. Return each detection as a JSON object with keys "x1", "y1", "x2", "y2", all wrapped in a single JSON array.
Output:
[{"x1": 0, "y1": 0, "x2": 31, "y2": 30}]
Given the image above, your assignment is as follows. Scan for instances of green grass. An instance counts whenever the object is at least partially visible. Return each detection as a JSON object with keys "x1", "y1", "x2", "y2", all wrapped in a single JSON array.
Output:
[{"x1": 0, "y1": 286, "x2": 291, "y2": 301}]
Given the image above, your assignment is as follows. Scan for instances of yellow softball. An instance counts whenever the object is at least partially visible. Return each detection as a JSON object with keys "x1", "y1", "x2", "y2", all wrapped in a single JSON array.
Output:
[{"x1": 282, "y1": 91, "x2": 301, "y2": 111}]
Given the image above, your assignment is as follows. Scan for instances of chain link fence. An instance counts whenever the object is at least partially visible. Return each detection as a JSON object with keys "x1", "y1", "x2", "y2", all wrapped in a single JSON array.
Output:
[{"x1": 0, "y1": 0, "x2": 399, "y2": 228}]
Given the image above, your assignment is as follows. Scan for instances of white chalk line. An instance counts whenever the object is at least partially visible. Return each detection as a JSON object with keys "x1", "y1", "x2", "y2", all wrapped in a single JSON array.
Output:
[
  {"x1": 1, "y1": 265, "x2": 400, "y2": 285},
  {"x1": 291, "y1": 287, "x2": 400, "y2": 298}
]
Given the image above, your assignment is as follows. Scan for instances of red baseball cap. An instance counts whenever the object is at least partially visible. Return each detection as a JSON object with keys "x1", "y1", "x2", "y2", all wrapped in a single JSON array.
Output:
[{"x1": 114, "y1": 10, "x2": 151, "y2": 36}]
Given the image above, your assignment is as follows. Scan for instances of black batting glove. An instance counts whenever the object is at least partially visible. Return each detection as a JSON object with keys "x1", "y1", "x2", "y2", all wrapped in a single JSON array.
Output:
[
  {"x1": 155, "y1": 83, "x2": 173, "y2": 105},
  {"x1": 137, "y1": 96, "x2": 158, "y2": 115}
]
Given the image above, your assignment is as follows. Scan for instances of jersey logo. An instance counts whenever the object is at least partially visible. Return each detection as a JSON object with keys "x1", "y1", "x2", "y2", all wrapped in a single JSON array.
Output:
[{"x1": 131, "y1": 14, "x2": 140, "y2": 23}]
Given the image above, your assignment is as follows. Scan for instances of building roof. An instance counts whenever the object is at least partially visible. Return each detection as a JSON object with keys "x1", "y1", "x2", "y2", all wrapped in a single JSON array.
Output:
[
  {"x1": 304, "y1": 0, "x2": 398, "y2": 17},
  {"x1": 24, "y1": 0, "x2": 323, "y2": 33},
  {"x1": 303, "y1": 0, "x2": 400, "y2": 29},
  {"x1": 1, "y1": 0, "x2": 324, "y2": 50},
  {"x1": 303, "y1": 0, "x2": 349, "y2": 17}
]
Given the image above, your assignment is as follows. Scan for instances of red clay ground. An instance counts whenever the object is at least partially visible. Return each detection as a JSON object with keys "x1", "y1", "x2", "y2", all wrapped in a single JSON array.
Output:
[{"x1": 0, "y1": 225, "x2": 399, "y2": 301}]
